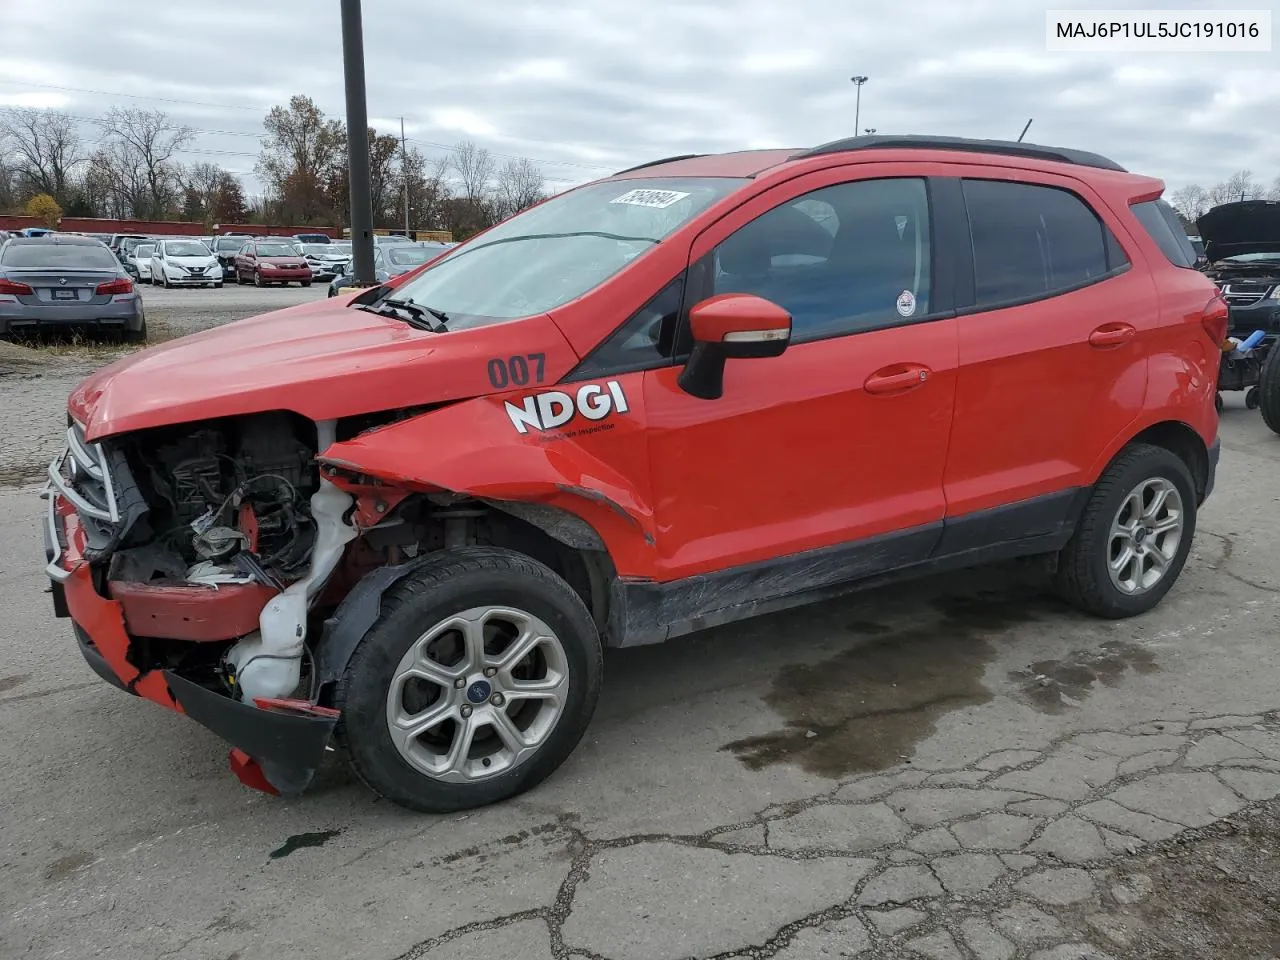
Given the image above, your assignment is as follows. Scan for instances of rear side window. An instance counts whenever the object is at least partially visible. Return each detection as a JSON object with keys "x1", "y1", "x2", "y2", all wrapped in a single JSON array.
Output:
[
  {"x1": 1131, "y1": 199, "x2": 1198, "y2": 268},
  {"x1": 963, "y1": 179, "x2": 1128, "y2": 308}
]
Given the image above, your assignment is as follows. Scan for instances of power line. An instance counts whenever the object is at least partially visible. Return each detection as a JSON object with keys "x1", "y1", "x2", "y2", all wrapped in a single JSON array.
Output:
[{"x1": 1, "y1": 81, "x2": 619, "y2": 176}]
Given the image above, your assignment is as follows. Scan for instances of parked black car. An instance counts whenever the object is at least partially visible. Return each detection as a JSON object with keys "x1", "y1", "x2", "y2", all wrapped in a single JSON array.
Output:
[{"x1": 209, "y1": 234, "x2": 252, "y2": 280}]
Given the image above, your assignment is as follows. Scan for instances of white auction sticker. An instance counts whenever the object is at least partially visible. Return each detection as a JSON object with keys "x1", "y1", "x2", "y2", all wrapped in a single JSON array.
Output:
[
  {"x1": 609, "y1": 189, "x2": 691, "y2": 209},
  {"x1": 896, "y1": 290, "x2": 917, "y2": 317}
]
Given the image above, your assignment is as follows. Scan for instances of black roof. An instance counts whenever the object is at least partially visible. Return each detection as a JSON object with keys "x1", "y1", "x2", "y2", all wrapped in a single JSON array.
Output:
[{"x1": 797, "y1": 135, "x2": 1127, "y2": 172}]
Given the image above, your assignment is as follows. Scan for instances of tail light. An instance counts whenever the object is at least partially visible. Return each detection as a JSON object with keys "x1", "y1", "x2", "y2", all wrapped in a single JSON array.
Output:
[
  {"x1": 1201, "y1": 293, "x2": 1229, "y2": 347},
  {"x1": 0, "y1": 278, "x2": 34, "y2": 295},
  {"x1": 95, "y1": 277, "x2": 134, "y2": 296}
]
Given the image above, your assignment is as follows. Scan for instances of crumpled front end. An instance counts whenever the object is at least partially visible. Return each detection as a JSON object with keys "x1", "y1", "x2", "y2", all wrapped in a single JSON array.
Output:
[{"x1": 43, "y1": 416, "x2": 344, "y2": 795}]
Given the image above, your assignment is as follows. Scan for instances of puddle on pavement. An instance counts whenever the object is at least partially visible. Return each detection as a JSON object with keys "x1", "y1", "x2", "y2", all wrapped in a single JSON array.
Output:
[
  {"x1": 269, "y1": 829, "x2": 342, "y2": 859},
  {"x1": 1008, "y1": 639, "x2": 1160, "y2": 714},
  {"x1": 722, "y1": 581, "x2": 1156, "y2": 777}
]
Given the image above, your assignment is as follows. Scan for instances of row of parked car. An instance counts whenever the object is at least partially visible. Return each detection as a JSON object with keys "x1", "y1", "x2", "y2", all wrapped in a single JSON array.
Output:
[{"x1": 0, "y1": 227, "x2": 457, "y2": 339}]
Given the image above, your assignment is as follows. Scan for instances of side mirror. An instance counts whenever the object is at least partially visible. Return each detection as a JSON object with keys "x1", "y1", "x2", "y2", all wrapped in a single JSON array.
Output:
[{"x1": 677, "y1": 293, "x2": 791, "y2": 400}]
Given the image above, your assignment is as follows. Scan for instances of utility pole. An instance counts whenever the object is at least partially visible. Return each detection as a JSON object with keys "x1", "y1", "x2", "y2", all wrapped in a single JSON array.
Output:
[
  {"x1": 400, "y1": 116, "x2": 410, "y2": 239},
  {"x1": 850, "y1": 76, "x2": 868, "y2": 134},
  {"x1": 340, "y1": 0, "x2": 375, "y2": 284}
]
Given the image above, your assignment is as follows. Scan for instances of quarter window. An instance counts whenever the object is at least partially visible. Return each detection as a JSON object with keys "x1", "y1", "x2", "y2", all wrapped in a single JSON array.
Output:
[
  {"x1": 962, "y1": 179, "x2": 1128, "y2": 307},
  {"x1": 709, "y1": 178, "x2": 932, "y2": 342},
  {"x1": 571, "y1": 275, "x2": 685, "y2": 379}
]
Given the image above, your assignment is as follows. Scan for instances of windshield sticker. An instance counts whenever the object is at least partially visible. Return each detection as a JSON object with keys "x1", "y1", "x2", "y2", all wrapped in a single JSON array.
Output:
[
  {"x1": 609, "y1": 189, "x2": 691, "y2": 209},
  {"x1": 896, "y1": 290, "x2": 917, "y2": 317},
  {"x1": 506, "y1": 381, "x2": 630, "y2": 435}
]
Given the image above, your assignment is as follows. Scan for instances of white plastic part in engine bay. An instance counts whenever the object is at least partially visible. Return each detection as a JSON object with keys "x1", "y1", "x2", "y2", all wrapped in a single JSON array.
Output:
[{"x1": 225, "y1": 420, "x2": 356, "y2": 703}]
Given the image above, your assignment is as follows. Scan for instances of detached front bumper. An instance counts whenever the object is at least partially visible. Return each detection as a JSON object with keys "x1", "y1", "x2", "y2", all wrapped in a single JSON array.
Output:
[{"x1": 42, "y1": 466, "x2": 338, "y2": 796}]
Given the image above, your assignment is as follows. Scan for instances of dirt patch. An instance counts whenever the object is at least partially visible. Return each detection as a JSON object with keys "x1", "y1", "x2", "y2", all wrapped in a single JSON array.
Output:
[
  {"x1": 1067, "y1": 800, "x2": 1280, "y2": 958},
  {"x1": 43, "y1": 850, "x2": 96, "y2": 882},
  {"x1": 721, "y1": 581, "x2": 1075, "y2": 777}
]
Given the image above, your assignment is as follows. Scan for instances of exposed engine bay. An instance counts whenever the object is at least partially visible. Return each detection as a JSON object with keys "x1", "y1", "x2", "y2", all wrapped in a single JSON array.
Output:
[{"x1": 116, "y1": 411, "x2": 320, "y2": 584}]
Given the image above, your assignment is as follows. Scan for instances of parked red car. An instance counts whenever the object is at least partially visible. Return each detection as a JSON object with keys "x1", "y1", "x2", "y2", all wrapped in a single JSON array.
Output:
[
  {"x1": 44, "y1": 135, "x2": 1224, "y2": 813},
  {"x1": 233, "y1": 238, "x2": 312, "y2": 287}
]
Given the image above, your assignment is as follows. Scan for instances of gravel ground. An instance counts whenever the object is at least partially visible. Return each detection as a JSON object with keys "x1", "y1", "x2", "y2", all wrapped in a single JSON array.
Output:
[
  {"x1": 2, "y1": 293, "x2": 1280, "y2": 959},
  {"x1": 0, "y1": 284, "x2": 324, "y2": 485}
]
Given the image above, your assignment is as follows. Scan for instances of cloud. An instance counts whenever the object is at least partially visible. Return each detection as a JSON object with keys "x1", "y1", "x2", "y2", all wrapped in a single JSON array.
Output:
[{"x1": 0, "y1": 0, "x2": 1274, "y2": 196}]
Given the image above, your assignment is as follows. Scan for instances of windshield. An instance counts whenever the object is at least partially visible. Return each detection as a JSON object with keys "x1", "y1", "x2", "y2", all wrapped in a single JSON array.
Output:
[
  {"x1": 387, "y1": 246, "x2": 433, "y2": 266},
  {"x1": 165, "y1": 241, "x2": 211, "y2": 257},
  {"x1": 257, "y1": 242, "x2": 302, "y2": 257},
  {"x1": 134, "y1": 244, "x2": 156, "y2": 258},
  {"x1": 2, "y1": 243, "x2": 120, "y2": 268},
  {"x1": 389, "y1": 177, "x2": 747, "y2": 326}
]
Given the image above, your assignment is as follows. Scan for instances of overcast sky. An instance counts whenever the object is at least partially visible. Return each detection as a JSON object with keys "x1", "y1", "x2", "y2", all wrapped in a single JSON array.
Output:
[{"x1": 1, "y1": 0, "x2": 1276, "y2": 198}]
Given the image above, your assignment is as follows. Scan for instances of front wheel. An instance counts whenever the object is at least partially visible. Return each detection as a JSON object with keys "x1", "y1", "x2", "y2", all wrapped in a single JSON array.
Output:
[
  {"x1": 301, "y1": 280, "x2": 312, "y2": 288},
  {"x1": 1258, "y1": 347, "x2": 1280, "y2": 436},
  {"x1": 1056, "y1": 443, "x2": 1197, "y2": 618},
  {"x1": 334, "y1": 547, "x2": 603, "y2": 813},
  {"x1": 253, "y1": 271, "x2": 263, "y2": 287}
]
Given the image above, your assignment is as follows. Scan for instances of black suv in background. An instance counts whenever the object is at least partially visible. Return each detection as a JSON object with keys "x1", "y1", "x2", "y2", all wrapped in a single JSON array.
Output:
[{"x1": 209, "y1": 234, "x2": 252, "y2": 280}]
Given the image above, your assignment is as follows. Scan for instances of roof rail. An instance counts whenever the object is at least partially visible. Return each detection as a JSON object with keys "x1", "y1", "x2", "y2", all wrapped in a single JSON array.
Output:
[
  {"x1": 612, "y1": 154, "x2": 707, "y2": 176},
  {"x1": 798, "y1": 135, "x2": 1126, "y2": 172}
]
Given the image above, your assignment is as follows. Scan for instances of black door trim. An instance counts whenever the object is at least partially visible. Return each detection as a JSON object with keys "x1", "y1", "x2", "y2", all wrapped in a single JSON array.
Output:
[{"x1": 606, "y1": 487, "x2": 1088, "y2": 646}]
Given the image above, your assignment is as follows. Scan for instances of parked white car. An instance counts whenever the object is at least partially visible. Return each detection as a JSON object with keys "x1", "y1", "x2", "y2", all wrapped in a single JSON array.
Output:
[
  {"x1": 127, "y1": 242, "x2": 157, "y2": 282},
  {"x1": 151, "y1": 238, "x2": 222, "y2": 288},
  {"x1": 301, "y1": 242, "x2": 353, "y2": 280}
]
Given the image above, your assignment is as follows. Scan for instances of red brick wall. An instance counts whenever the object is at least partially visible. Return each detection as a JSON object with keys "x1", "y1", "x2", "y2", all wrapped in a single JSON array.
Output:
[{"x1": 0, "y1": 215, "x2": 341, "y2": 238}]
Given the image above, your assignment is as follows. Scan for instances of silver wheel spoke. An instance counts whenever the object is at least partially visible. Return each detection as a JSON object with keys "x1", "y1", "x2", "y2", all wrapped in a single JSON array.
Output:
[
  {"x1": 490, "y1": 707, "x2": 534, "y2": 752},
  {"x1": 493, "y1": 627, "x2": 544, "y2": 673},
  {"x1": 443, "y1": 714, "x2": 478, "y2": 776},
  {"x1": 459, "y1": 613, "x2": 489, "y2": 672},
  {"x1": 506, "y1": 671, "x2": 567, "y2": 705},
  {"x1": 405, "y1": 657, "x2": 459, "y2": 688},
  {"x1": 1111, "y1": 544, "x2": 1135, "y2": 575},
  {"x1": 1152, "y1": 515, "x2": 1180, "y2": 535},
  {"x1": 392, "y1": 699, "x2": 454, "y2": 739},
  {"x1": 1142, "y1": 484, "x2": 1171, "y2": 523}
]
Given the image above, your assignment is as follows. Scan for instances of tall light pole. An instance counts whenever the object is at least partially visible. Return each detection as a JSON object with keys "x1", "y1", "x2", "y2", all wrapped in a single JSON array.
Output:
[
  {"x1": 850, "y1": 76, "x2": 868, "y2": 135},
  {"x1": 340, "y1": 0, "x2": 375, "y2": 285}
]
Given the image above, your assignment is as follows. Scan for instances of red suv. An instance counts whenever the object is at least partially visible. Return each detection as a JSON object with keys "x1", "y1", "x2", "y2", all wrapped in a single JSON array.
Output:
[{"x1": 43, "y1": 136, "x2": 1225, "y2": 812}]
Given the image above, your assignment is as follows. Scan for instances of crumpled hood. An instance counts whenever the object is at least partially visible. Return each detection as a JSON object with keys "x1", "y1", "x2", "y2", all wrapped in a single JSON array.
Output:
[
  {"x1": 1197, "y1": 200, "x2": 1280, "y2": 261},
  {"x1": 69, "y1": 295, "x2": 581, "y2": 442}
]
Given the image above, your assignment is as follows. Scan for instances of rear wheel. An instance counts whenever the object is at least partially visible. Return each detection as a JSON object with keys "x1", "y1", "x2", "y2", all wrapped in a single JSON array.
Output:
[
  {"x1": 1258, "y1": 348, "x2": 1280, "y2": 435},
  {"x1": 301, "y1": 280, "x2": 312, "y2": 288},
  {"x1": 122, "y1": 317, "x2": 148, "y2": 344},
  {"x1": 1056, "y1": 443, "x2": 1196, "y2": 618},
  {"x1": 334, "y1": 547, "x2": 603, "y2": 813}
]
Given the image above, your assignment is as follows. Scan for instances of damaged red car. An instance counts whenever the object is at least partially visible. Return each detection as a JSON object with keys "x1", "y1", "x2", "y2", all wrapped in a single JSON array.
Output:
[{"x1": 43, "y1": 136, "x2": 1222, "y2": 812}]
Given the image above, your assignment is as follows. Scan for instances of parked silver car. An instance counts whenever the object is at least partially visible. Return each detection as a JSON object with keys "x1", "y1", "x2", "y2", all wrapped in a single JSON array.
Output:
[{"x1": 0, "y1": 235, "x2": 146, "y2": 340}]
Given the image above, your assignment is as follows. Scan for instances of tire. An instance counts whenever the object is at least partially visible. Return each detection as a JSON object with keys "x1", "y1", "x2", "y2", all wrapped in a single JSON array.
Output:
[
  {"x1": 1259, "y1": 347, "x2": 1280, "y2": 435},
  {"x1": 1245, "y1": 387, "x2": 1260, "y2": 410},
  {"x1": 123, "y1": 317, "x2": 147, "y2": 344},
  {"x1": 301, "y1": 280, "x2": 312, "y2": 288},
  {"x1": 1056, "y1": 443, "x2": 1197, "y2": 619},
  {"x1": 1215, "y1": 392, "x2": 1224, "y2": 414},
  {"x1": 236, "y1": 269, "x2": 245, "y2": 285},
  {"x1": 214, "y1": 282, "x2": 223, "y2": 289},
  {"x1": 334, "y1": 546, "x2": 603, "y2": 813},
  {"x1": 253, "y1": 271, "x2": 263, "y2": 287}
]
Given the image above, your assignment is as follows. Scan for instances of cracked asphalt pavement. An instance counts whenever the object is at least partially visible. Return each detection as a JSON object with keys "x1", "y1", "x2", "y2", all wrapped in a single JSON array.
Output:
[{"x1": 2, "y1": 290, "x2": 1280, "y2": 959}]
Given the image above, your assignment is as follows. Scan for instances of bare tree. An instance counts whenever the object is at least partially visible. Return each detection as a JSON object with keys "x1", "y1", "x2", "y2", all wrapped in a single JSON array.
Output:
[
  {"x1": 0, "y1": 107, "x2": 85, "y2": 205},
  {"x1": 451, "y1": 140, "x2": 496, "y2": 208},
  {"x1": 1170, "y1": 184, "x2": 1209, "y2": 223},
  {"x1": 401, "y1": 146, "x2": 451, "y2": 231},
  {"x1": 1269, "y1": 175, "x2": 1280, "y2": 201},
  {"x1": 98, "y1": 108, "x2": 194, "y2": 218},
  {"x1": 89, "y1": 142, "x2": 147, "y2": 219},
  {"x1": 179, "y1": 161, "x2": 227, "y2": 215},
  {"x1": 492, "y1": 157, "x2": 546, "y2": 221}
]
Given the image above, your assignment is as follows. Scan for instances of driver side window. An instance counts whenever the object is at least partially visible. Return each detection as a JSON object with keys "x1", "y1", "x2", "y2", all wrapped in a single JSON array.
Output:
[{"x1": 711, "y1": 177, "x2": 932, "y2": 343}]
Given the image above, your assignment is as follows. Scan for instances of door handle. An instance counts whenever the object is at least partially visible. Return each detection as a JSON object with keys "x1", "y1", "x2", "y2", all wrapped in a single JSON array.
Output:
[
  {"x1": 864, "y1": 365, "x2": 931, "y2": 395},
  {"x1": 1089, "y1": 323, "x2": 1136, "y2": 348}
]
